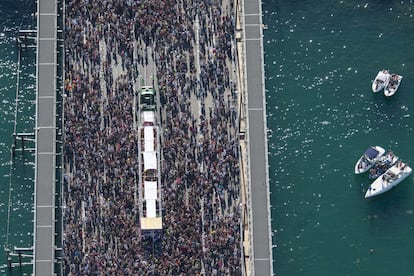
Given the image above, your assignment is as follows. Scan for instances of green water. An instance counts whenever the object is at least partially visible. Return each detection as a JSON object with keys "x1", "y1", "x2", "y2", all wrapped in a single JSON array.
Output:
[
  {"x1": 0, "y1": 0, "x2": 36, "y2": 274},
  {"x1": 264, "y1": 1, "x2": 414, "y2": 275}
]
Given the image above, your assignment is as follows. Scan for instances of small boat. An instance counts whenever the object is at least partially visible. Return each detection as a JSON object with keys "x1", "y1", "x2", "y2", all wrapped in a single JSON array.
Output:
[
  {"x1": 368, "y1": 151, "x2": 399, "y2": 180},
  {"x1": 372, "y1": 70, "x2": 390, "y2": 93},
  {"x1": 354, "y1": 146, "x2": 386, "y2": 174},
  {"x1": 365, "y1": 161, "x2": 412, "y2": 198},
  {"x1": 384, "y1": 74, "x2": 403, "y2": 97}
]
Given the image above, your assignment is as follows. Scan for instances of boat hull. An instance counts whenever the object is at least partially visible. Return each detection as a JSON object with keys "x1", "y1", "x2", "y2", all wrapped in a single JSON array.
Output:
[
  {"x1": 354, "y1": 146, "x2": 386, "y2": 174},
  {"x1": 365, "y1": 163, "x2": 412, "y2": 198},
  {"x1": 372, "y1": 70, "x2": 390, "y2": 93},
  {"x1": 384, "y1": 74, "x2": 402, "y2": 97}
]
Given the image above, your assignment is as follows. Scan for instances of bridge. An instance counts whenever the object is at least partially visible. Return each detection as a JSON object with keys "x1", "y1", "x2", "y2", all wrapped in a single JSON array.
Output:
[
  {"x1": 28, "y1": 0, "x2": 273, "y2": 275},
  {"x1": 33, "y1": 0, "x2": 64, "y2": 275},
  {"x1": 238, "y1": 0, "x2": 274, "y2": 275}
]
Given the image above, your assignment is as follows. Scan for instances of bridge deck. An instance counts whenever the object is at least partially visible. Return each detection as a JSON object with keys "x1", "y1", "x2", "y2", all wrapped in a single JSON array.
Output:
[
  {"x1": 33, "y1": 0, "x2": 57, "y2": 275},
  {"x1": 242, "y1": 0, "x2": 273, "y2": 275}
]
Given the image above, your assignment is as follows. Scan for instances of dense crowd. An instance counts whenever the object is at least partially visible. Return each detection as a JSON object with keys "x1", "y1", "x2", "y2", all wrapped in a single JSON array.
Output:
[{"x1": 63, "y1": 0, "x2": 242, "y2": 275}]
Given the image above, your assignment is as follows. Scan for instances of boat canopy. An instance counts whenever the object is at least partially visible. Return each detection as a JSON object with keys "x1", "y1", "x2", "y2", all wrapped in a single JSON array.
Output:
[
  {"x1": 144, "y1": 181, "x2": 158, "y2": 200},
  {"x1": 365, "y1": 147, "x2": 379, "y2": 159},
  {"x1": 143, "y1": 151, "x2": 157, "y2": 171}
]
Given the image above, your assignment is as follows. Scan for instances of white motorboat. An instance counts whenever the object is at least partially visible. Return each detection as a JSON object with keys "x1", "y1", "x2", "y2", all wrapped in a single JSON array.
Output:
[
  {"x1": 354, "y1": 146, "x2": 386, "y2": 174},
  {"x1": 384, "y1": 74, "x2": 402, "y2": 97},
  {"x1": 365, "y1": 161, "x2": 412, "y2": 198},
  {"x1": 372, "y1": 70, "x2": 390, "y2": 93},
  {"x1": 368, "y1": 151, "x2": 399, "y2": 180}
]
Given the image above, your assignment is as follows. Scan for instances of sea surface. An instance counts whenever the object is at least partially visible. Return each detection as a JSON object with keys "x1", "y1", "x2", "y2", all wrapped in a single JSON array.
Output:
[
  {"x1": 263, "y1": 0, "x2": 414, "y2": 275},
  {"x1": 0, "y1": 0, "x2": 36, "y2": 274}
]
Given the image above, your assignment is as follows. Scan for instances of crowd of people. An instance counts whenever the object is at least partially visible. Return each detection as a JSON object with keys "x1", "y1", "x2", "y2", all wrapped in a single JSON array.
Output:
[{"x1": 63, "y1": 0, "x2": 243, "y2": 274}]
